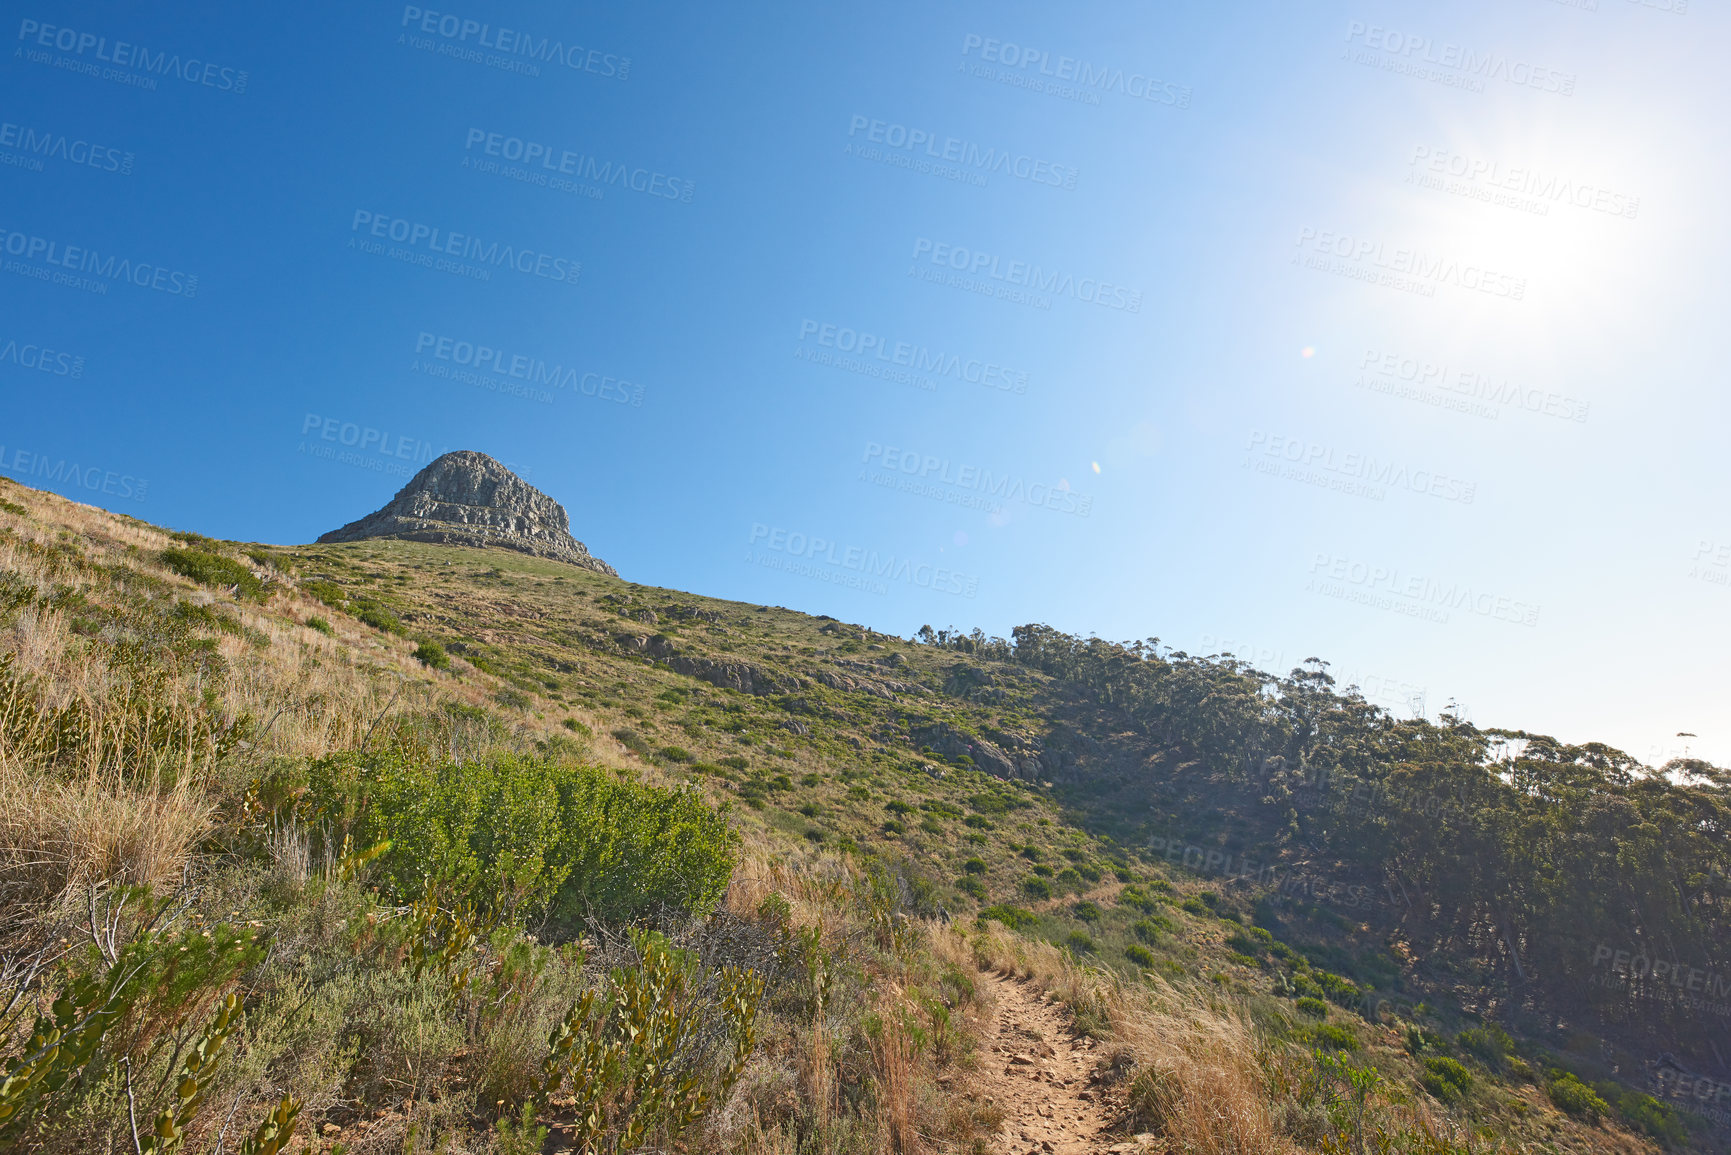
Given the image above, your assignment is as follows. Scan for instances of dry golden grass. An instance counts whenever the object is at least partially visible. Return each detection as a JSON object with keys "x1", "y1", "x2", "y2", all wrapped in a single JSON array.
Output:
[{"x1": 0, "y1": 762, "x2": 213, "y2": 920}]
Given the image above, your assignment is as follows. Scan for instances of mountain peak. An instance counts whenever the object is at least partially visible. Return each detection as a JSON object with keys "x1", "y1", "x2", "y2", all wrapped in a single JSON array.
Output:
[{"x1": 316, "y1": 450, "x2": 615, "y2": 574}]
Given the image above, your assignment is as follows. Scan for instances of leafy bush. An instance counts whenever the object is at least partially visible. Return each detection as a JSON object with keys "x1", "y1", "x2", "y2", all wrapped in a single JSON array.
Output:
[
  {"x1": 161, "y1": 547, "x2": 266, "y2": 599},
  {"x1": 1031, "y1": 863, "x2": 1054, "y2": 878},
  {"x1": 306, "y1": 615, "x2": 333, "y2": 635},
  {"x1": 352, "y1": 599, "x2": 406, "y2": 635},
  {"x1": 1181, "y1": 897, "x2": 1208, "y2": 915},
  {"x1": 1064, "y1": 931, "x2": 1096, "y2": 954},
  {"x1": 979, "y1": 905, "x2": 1038, "y2": 931},
  {"x1": 957, "y1": 876, "x2": 987, "y2": 899},
  {"x1": 1593, "y1": 1081, "x2": 1688, "y2": 1144},
  {"x1": 300, "y1": 578, "x2": 346, "y2": 607},
  {"x1": 1422, "y1": 1056, "x2": 1473, "y2": 1102},
  {"x1": 1072, "y1": 900, "x2": 1101, "y2": 922},
  {"x1": 657, "y1": 746, "x2": 693, "y2": 763},
  {"x1": 963, "y1": 814, "x2": 993, "y2": 829},
  {"x1": 1124, "y1": 944, "x2": 1156, "y2": 967},
  {"x1": 1456, "y1": 1025, "x2": 1511, "y2": 1066},
  {"x1": 1307, "y1": 1023, "x2": 1361, "y2": 1051},
  {"x1": 1225, "y1": 931, "x2": 1264, "y2": 955},
  {"x1": 413, "y1": 639, "x2": 450, "y2": 669},
  {"x1": 959, "y1": 857, "x2": 987, "y2": 875},
  {"x1": 1131, "y1": 917, "x2": 1173, "y2": 943},
  {"x1": 563, "y1": 718, "x2": 592, "y2": 737},
  {"x1": 719, "y1": 755, "x2": 748, "y2": 770},
  {"x1": 1546, "y1": 1071, "x2": 1609, "y2": 1119},
  {"x1": 1295, "y1": 997, "x2": 1329, "y2": 1018},
  {"x1": 1313, "y1": 970, "x2": 1360, "y2": 1006},
  {"x1": 1022, "y1": 876, "x2": 1052, "y2": 900},
  {"x1": 536, "y1": 930, "x2": 762, "y2": 1153},
  {"x1": 308, "y1": 751, "x2": 737, "y2": 929}
]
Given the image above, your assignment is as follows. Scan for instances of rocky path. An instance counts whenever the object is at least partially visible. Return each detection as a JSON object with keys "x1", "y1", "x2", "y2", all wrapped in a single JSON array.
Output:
[{"x1": 973, "y1": 972, "x2": 1145, "y2": 1155}]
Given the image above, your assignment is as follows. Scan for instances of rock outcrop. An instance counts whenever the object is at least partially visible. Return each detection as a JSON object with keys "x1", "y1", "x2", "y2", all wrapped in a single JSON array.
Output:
[{"x1": 317, "y1": 451, "x2": 615, "y2": 575}]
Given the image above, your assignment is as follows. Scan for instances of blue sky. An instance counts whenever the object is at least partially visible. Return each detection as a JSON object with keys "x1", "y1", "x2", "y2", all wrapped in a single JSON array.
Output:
[{"x1": 3, "y1": 0, "x2": 1726, "y2": 764}]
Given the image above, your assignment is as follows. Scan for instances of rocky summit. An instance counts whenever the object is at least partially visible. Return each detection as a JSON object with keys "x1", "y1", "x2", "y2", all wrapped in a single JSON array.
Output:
[{"x1": 316, "y1": 450, "x2": 616, "y2": 574}]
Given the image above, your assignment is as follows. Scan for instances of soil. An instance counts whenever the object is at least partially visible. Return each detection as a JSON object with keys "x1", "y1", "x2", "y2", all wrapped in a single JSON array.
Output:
[{"x1": 971, "y1": 971, "x2": 1150, "y2": 1155}]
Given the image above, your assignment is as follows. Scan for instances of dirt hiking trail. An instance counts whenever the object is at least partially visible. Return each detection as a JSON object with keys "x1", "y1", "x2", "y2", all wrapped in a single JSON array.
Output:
[{"x1": 971, "y1": 972, "x2": 1148, "y2": 1155}]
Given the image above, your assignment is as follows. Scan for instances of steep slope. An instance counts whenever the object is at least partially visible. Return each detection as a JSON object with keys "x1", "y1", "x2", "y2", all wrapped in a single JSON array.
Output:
[{"x1": 0, "y1": 475, "x2": 1722, "y2": 1154}]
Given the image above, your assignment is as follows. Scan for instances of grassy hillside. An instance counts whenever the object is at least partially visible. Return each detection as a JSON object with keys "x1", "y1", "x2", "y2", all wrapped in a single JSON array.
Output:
[{"x1": 0, "y1": 476, "x2": 1724, "y2": 1154}]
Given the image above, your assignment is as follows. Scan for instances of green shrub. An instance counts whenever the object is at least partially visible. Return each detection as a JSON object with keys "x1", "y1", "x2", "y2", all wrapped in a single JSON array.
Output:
[
  {"x1": 300, "y1": 578, "x2": 346, "y2": 607},
  {"x1": 719, "y1": 755, "x2": 748, "y2": 770},
  {"x1": 1594, "y1": 1082, "x2": 1687, "y2": 1144},
  {"x1": 1181, "y1": 897, "x2": 1208, "y2": 915},
  {"x1": 306, "y1": 615, "x2": 333, "y2": 635},
  {"x1": 957, "y1": 876, "x2": 987, "y2": 899},
  {"x1": 308, "y1": 751, "x2": 737, "y2": 929},
  {"x1": 1022, "y1": 877, "x2": 1052, "y2": 900},
  {"x1": 1295, "y1": 997, "x2": 1329, "y2": 1018},
  {"x1": 963, "y1": 814, "x2": 993, "y2": 829},
  {"x1": 1545, "y1": 1072, "x2": 1609, "y2": 1119},
  {"x1": 161, "y1": 547, "x2": 266, "y2": 599},
  {"x1": 563, "y1": 718, "x2": 592, "y2": 737},
  {"x1": 1313, "y1": 970, "x2": 1360, "y2": 1006},
  {"x1": 1055, "y1": 867, "x2": 1082, "y2": 885},
  {"x1": 352, "y1": 599, "x2": 406, "y2": 635},
  {"x1": 1131, "y1": 916, "x2": 1173, "y2": 943},
  {"x1": 1422, "y1": 1056, "x2": 1473, "y2": 1103},
  {"x1": 979, "y1": 905, "x2": 1038, "y2": 931},
  {"x1": 1124, "y1": 944, "x2": 1156, "y2": 967},
  {"x1": 1456, "y1": 1026, "x2": 1511, "y2": 1066},
  {"x1": 962, "y1": 857, "x2": 987, "y2": 875},
  {"x1": 1072, "y1": 901, "x2": 1101, "y2": 922},
  {"x1": 1308, "y1": 1023, "x2": 1361, "y2": 1051},
  {"x1": 657, "y1": 746, "x2": 693, "y2": 763},
  {"x1": 1075, "y1": 863, "x2": 1102, "y2": 882},
  {"x1": 1224, "y1": 931, "x2": 1264, "y2": 955},
  {"x1": 1064, "y1": 931, "x2": 1096, "y2": 954},
  {"x1": 412, "y1": 639, "x2": 450, "y2": 669}
]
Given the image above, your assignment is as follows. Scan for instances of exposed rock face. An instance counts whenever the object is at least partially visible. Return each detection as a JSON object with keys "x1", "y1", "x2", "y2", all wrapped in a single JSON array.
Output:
[{"x1": 317, "y1": 451, "x2": 615, "y2": 575}]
